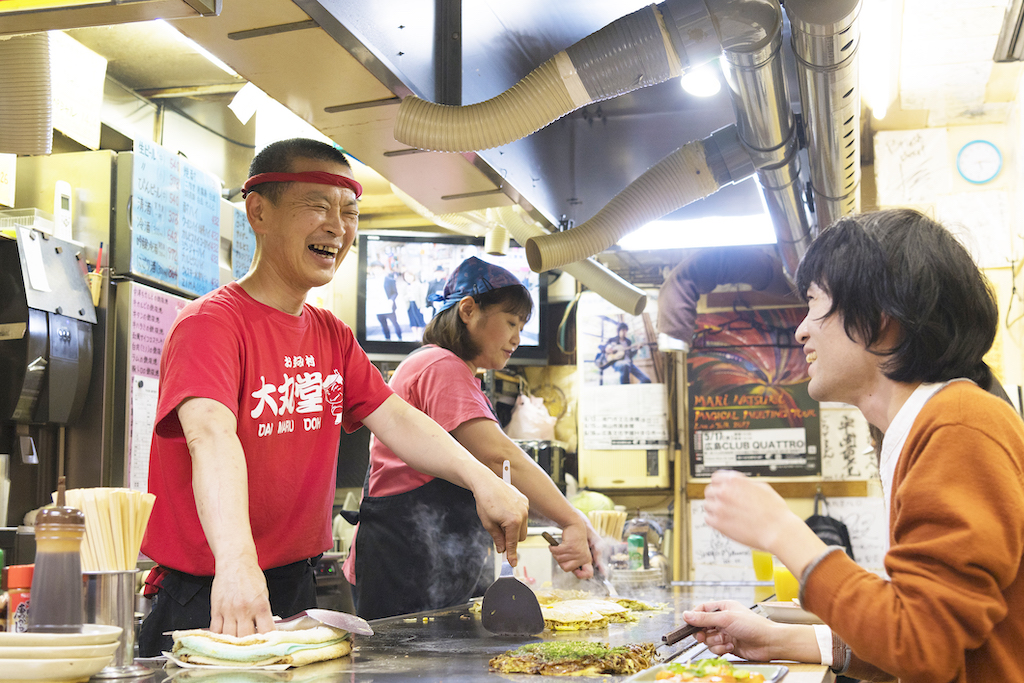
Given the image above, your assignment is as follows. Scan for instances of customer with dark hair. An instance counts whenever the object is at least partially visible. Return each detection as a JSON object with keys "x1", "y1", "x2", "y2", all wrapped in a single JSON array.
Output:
[
  {"x1": 343, "y1": 256, "x2": 599, "y2": 619},
  {"x1": 682, "y1": 209, "x2": 1024, "y2": 683},
  {"x1": 140, "y1": 140, "x2": 529, "y2": 654}
]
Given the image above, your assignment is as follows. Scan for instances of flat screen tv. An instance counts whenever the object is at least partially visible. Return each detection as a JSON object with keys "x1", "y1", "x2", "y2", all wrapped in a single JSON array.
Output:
[{"x1": 356, "y1": 232, "x2": 548, "y2": 363}]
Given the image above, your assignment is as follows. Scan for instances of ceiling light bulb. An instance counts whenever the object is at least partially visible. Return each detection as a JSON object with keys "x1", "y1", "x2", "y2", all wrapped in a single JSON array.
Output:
[{"x1": 680, "y1": 65, "x2": 722, "y2": 97}]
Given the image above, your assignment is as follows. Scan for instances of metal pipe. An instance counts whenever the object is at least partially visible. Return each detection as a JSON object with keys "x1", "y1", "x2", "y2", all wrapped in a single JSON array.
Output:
[
  {"x1": 785, "y1": 0, "x2": 862, "y2": 232},
  {"x1": 712, "y1": 0, "x2": 810, "y2": 278}
]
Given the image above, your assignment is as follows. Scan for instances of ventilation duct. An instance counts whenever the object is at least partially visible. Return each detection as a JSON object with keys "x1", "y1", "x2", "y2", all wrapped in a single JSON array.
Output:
[
  {"x1": 525, "y1": 124, "x2": 755, "y2": 272},
  {"x1": 0, "y1": 33, "x2": 53, "y2": 156},
  {"x1": 394, "y1": 0, "x2": 720, "y2": 152},
  {"x1": 384, "y1": 0, "x2": 861, "y2": 313}
]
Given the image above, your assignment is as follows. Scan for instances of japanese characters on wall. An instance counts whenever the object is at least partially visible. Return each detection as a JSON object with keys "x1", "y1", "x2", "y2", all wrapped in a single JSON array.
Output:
[
  {"x1": 126, "y1": 282, "x2": 188, "y2": 492},
  {"x1": 688, "y1": 308, "x2": 821, "y2": 478}
]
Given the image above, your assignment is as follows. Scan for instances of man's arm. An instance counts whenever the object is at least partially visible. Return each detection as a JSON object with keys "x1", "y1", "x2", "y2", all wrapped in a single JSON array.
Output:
[
  {"x1": 178, "y1": 397, "x2": 276, "y2": 636},
  {"x1": 451, "y1": 417, "x2": 598, "y2": 579},
  {"x1": 361, "y1": 394, "x2": 530, "y2": 563}
]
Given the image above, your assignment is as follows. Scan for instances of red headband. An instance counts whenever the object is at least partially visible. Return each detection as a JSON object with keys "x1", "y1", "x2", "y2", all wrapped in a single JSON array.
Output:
[{"x1": 241, "y1": 171, "x2": 363, "y2": 198}]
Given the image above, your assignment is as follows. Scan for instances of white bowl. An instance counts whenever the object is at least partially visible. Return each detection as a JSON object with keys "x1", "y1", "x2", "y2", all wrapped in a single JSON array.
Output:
[
  {"x1": 759, "y1": 600, "x2": 824, "y2": 624},
  {"x1": 0, "y1": 655, "x2": 114, "y2": 682},
  {"x1": 0, "y1": 624, "x2": 122, "y2": 647},
  {"x1": 0, "y1": 640, "x2": 119, "y2": 659}
]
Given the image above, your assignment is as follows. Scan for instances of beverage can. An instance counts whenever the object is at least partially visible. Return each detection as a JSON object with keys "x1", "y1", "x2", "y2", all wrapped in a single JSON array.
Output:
[{"x1": 627, "y1": 534, "x2": 644, "y2": 570}]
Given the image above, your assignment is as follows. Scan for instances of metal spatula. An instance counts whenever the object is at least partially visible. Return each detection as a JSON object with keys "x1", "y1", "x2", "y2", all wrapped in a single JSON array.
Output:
[{"x1": 480, "y1": 461, "x2": 545, "y2": 636}]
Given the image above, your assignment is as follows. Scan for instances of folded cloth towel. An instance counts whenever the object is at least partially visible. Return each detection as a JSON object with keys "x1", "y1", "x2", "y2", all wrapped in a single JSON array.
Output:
[{"x1": 171, "y1": 625, "x2": 351, "y2": 668}]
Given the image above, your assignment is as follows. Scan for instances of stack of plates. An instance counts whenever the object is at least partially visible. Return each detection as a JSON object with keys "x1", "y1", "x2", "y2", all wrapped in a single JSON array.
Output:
[{"x1": 0, "y1": 624, "x2": 122, "y2": 683}]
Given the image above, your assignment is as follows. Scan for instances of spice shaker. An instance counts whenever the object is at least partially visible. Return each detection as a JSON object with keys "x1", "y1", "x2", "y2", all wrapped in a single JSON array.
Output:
[{"x1": 27, "y1": 485, "x2": 85, "y2": 633}]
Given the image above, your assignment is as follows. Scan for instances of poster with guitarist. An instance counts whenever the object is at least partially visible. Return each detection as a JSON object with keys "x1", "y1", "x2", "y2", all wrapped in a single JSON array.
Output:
[
  {"x1": 577, "y1": 291, "x2": 668, "y2": 452},
  {"x1": 596, "y1": 323, "x2": 651, "y2": 385}
]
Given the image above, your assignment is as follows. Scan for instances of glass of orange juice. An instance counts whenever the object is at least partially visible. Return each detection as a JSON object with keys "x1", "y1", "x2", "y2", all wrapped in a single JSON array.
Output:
[
  {"x1": 751, "y1": 549, "x2": 773, "y2": 581},
  {"x1": 773, "y1": 559, "x2": 800, "y2": 602}
]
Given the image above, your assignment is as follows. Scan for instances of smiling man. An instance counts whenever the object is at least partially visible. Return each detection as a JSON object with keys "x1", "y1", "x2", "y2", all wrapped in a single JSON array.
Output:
[
  {"x1": 139, "y1": 139, "x2": 530, "y2": 655},
  {"x1": 683, "y1": 209, "x2": 1024, "y2": 683}
]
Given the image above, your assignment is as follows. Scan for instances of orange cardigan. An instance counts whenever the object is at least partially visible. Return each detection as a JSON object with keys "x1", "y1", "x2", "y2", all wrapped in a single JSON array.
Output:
[{"x1": 802, "y1": 382, "x2": 1024, "y2": 683}]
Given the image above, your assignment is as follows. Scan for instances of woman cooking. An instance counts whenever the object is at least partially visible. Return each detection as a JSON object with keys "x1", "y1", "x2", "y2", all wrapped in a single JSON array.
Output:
[{"x1": 343, "y1": 256, "x2": 599, "y2": 619}]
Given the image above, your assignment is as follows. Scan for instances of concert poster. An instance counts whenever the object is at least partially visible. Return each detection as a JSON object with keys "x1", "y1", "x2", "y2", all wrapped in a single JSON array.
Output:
[
  {"x1": 577, "y1": 291, "x2": 669, "y2": 451},
  {"x1": 687, "y1": 308, "x2": 821, "y2": 478}
]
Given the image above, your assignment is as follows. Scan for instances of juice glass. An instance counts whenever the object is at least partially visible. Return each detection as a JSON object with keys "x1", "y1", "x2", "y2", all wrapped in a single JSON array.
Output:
[
  {"x1": 773, "y1": 560, "x2": 800, "y2": 602},
  {"x1": 751, "y1": 549, "x2": 773, "y2": 581}
]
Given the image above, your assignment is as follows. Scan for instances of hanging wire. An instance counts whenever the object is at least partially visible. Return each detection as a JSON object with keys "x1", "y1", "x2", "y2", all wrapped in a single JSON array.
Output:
[{"x1": 556, "y1": 288, "x2": 583, "y2": 355}]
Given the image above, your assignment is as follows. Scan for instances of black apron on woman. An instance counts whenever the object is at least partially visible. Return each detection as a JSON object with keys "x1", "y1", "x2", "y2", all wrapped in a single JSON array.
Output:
[{"x1": 352, "y1": 476, "x2": 494, "y2": 620}]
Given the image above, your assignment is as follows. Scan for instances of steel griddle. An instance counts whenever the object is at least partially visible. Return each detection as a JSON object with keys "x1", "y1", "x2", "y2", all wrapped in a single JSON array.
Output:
[{"x1": 140, "y1": 584, "x2": 768, "y2": 681}]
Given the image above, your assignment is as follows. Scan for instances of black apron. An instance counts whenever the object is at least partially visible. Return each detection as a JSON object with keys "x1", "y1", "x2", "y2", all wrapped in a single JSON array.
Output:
[{"x1": 352, "y1": 476, "x2": 494, "y2": 620}]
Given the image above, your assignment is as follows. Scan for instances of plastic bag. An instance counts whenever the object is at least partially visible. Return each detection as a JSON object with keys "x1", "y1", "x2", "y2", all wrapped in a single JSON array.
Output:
[{"x1": 504, "y1": 394, "x2": 557, "y2": 441}]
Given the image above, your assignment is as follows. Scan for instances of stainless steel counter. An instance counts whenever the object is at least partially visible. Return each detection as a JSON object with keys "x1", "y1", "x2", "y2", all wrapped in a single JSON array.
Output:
[{"x1": 130, "y1": 584, "x2": 832, "y2": 682}]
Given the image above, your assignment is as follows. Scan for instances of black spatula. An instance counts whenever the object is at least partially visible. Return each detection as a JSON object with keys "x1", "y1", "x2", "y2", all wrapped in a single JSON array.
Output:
[{"x1": 480, "y1": 460, "x2": 545, "y2": 636}]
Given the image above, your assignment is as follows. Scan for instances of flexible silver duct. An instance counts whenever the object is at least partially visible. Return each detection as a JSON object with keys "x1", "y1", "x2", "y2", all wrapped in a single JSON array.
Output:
[
  {"x1": 394, "y1": 0, "x2": 722, "y2": 152},
  {"x1": 525, "y1": 124, "x2": 754, "y2": 272},
  {"x1": 784, "y1": 0, "x2": 862, "y2": 232},
  {"x1": 0, "y1": 33, "x2": 53, "y2": 156}
]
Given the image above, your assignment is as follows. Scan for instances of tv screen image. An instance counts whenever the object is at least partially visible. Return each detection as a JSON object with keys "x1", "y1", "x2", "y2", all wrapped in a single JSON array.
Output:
[{"x1": 356, "y1": 233, "x2": 546, "y2": 362}]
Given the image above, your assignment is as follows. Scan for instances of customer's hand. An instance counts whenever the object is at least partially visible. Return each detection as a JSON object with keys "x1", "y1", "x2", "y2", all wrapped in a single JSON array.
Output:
[{"x1": 683, "y1": 601, "x2": 780, "y2": 661}]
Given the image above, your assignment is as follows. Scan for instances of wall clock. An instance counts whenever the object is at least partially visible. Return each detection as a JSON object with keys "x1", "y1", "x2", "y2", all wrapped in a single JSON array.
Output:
[{"x1": 956, "y1": 139, "x2": 1002, "y2": 184}]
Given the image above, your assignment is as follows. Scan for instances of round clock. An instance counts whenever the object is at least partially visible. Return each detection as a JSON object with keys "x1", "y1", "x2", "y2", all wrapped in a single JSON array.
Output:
[{"x1": 956, "y1": 140, "x2": 1002, "y2": 184}]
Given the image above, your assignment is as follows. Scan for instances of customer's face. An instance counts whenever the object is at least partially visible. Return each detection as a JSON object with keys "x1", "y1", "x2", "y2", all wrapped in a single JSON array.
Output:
[
  {"x1": 257, "y1": 157, "x2": 359, "y2": 290},
  {"x1": 796, "y1": 282, "x2": 879, "y2": 406}
]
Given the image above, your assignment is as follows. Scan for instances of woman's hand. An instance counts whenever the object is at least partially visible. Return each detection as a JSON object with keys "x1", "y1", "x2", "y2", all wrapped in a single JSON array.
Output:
[{"x1": 551, "y1": 514, "x2": 598, "y2": 579}]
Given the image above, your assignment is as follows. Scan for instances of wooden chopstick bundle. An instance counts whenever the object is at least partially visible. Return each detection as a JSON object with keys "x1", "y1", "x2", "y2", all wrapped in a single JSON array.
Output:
[
  {"x1": 61, "y1": 488, "x2": 156, "y2": 572},
  {"x1": 587, "y1": 510, "x2": 627, "y2": 541}
]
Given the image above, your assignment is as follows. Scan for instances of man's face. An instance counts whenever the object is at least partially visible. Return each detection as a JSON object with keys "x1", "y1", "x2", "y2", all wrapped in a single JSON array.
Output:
[
  {"x1": 252, "y1": 157, "x2": 359, "y2": 291},
  {"x1": 796, "y1": 282, "x2": 880, "y2": 406}
]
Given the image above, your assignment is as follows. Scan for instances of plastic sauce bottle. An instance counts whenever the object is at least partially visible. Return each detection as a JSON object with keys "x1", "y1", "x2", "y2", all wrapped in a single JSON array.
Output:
[
  {"x1": 28, "y1": 505, "x2": 85, "y2": 633},
  {"x1": 7, "y1": 564, "x2": 33, "y2": 633}
]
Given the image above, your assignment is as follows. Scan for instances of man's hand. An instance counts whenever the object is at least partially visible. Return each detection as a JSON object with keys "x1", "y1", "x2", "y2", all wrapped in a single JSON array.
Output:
[
  {"x1": 209, "y1": 556, "x2": 275, "y2": 636},
  {"x1": 471, "y1": 473, "x2": 530, "y2": 565}
]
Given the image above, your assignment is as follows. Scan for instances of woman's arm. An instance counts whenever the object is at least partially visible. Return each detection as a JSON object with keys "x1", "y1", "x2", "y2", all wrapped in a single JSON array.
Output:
[
  {"x1": 362, "y1": 394, "x2": 531, "y2": 562},
  {"x1": 452, "y1": 417, "x2": 598, "y2": 578}
]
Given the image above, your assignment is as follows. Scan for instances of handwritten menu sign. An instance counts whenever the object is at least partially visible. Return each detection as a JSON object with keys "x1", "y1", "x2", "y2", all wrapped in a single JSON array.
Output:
[
  {"x1": 179, "y1": 164, "x2": 221, "y2": 294},
  {"x1": 131, "y1": 139, "x2": 221, "y2": 296},
  {"x1": 126, "y1": 282, "x2": 188, "y2": 492},
  {"x1": 231, "y1": 203, "x2": 255, "y2": 280}
]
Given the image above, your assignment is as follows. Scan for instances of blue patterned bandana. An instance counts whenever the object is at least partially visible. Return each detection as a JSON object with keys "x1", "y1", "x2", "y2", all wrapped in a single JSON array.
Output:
[{"x1": 431, "y1": 256, "x2": 525, "y2": 312}]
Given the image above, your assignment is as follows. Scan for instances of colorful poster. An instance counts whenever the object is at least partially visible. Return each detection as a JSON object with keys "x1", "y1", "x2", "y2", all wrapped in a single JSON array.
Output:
[{"x1": 688, "y1": 308, "x2": 820, "y2": 477}]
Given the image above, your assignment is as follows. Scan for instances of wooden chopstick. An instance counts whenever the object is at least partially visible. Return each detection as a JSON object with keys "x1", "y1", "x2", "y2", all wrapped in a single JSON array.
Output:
[{"x1": 662, "y1": 623, "x2": 700, "y2": 646}]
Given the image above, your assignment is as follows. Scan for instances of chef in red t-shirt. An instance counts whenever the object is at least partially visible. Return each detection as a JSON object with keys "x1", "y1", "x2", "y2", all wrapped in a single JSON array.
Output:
[{"x1": 138, "y1": 138, "x2": 529, "y2": 656}]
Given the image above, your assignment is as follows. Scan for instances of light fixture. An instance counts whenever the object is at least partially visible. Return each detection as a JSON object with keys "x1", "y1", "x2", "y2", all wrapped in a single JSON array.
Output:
[
  {"x1": 0, "y1": 0, "x2": 219, "y2": 36},
  {"x1": 680, "y1": 63, "x2": 722, "y2": 98},
  {"x1": 617, "y1": 214, "x2": 777, "y2": 251},
  {"x1": 859, "y1": 0, "x2": 896, "y2": 119},
  {"x1": 156, "y1": 18, "x2": 237, "y2": 77}
]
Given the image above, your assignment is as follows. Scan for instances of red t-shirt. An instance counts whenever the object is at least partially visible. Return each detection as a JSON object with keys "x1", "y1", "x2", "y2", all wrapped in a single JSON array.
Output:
[
  {"x1": 142, "y1": 282, "x2": 392, "y2": 576},
  {"x1": 342, "y1": 345, "x2": 495, "y2": 584}
]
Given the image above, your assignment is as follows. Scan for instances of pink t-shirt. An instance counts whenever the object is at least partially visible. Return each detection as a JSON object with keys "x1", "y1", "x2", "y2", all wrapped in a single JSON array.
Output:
[
  {"x1": 142, "y1": 282, "x2": 393, "y2": 576},
  {"x1": 367, "y1": 345, "x2": 496, "y2": 497},
  {"x1": 342, "y1": 345, "x2": 495, "y2": 583}
]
